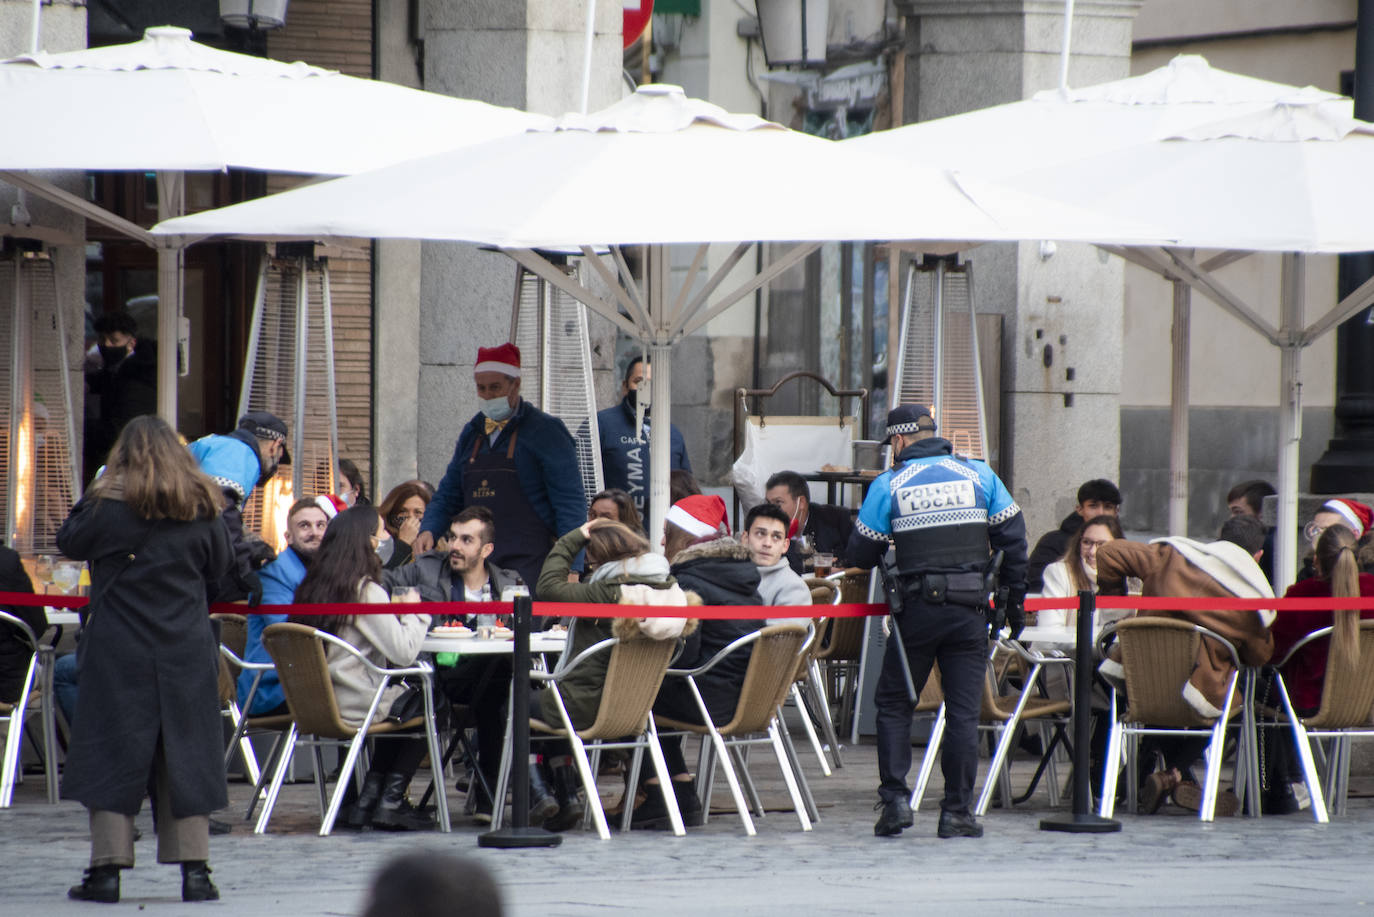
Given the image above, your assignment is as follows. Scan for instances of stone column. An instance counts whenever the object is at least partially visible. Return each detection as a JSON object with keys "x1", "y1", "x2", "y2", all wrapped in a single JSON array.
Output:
[
  {"x1": 413, "y1": 0, "x2": 622, "y2": 483},
  {"x1": 895, "y1": 0, "x2": 1140, "y2": 539}
]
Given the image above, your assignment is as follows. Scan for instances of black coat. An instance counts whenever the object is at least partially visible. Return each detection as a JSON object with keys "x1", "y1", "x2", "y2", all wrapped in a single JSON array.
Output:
[
  {"x1": 0, "y1": 546, "x2": 41, "y2": 703},
  {"x1": 1027, "y1": 511, "x2": 1082, "y2": 593},
  {"x1": 785, "y1": 502, "x2": 855, "y2": 574},
  {"x1": 57, "y1": 496, "x2": 233, "y2": 817},
  {"x1": 666, "y1": 537, "x2": 765, "y2": 722}
]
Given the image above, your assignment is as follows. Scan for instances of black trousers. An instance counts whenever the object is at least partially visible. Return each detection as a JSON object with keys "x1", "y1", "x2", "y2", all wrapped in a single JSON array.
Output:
[
  {"x1": 439, "y1": 658, "x2": 509, "y2": 781},
  {"x1": 875, "y1": 597, "x2": 988, "y2": 815}
]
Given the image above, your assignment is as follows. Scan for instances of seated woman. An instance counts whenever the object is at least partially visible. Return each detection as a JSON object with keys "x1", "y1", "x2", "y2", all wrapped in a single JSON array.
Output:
[
  {"x1": 376, "y1": 481, "x2": 431, "y2": 569},
  {"x1": 587, "y1": 488, "x2": 643, "y2": 536},
  {"x1": 534, "y1": 519, "x2": 691, "y2": 831},
  {"x1": 1037, "y1": 513, "x2": 1129, "y2": 628},
  {"x1": 1269, "y1": 523, "x2": 1374, "y2": 812},
  {"x1": 634, "y1": 494, "x2": 765, "y2": 830},
  {"x1": 287, "y1": 506, "x2": 436, "y2": 831}
]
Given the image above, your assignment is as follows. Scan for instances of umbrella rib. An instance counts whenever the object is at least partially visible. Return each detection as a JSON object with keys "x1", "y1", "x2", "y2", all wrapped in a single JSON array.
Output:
[
  {"x1": 667, "y1": 243, "x2": 712, "y2": 328},
  {"x1": 579, "y1": 245, "x2": 651, "y2": 332},
  {"x1": 1304, "y1": 271, "x2": 1374, "y2": 345},
  {"x1": 0, "y1": 169, "x2": 155, "y2": 245},
  {"x1": 673, "y1": 242, "x2": 753, "y2": 333},
  {"x1": 678, "y1": 241, "x2": 820, "y2": 339},
  {"x1": 504, "y1": 248, "x2": 642, "y2": 339},
  {"x1": 609, "y1": 246, "x2": 647, "y2": 317},
  {"x1": 1164, "y1": 248, "x2": 1281, "y2": 345}
]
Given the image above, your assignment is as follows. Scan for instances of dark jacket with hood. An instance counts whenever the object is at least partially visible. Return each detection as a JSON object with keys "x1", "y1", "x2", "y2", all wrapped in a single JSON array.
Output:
[
  {"x1": 665, "y1": 536, "x2": 766, "y2": 721},
  {"x1": 1027, "y1": 511, "x2": 1082, "y2": 593},
  {"x1": 0, "y1": 545, "x2": 41, "y2": 704}
]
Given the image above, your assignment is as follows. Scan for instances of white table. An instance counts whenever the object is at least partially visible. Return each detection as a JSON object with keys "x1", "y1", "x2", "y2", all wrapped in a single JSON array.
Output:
[
  {"x1": 421, "y1": 632, "x2": 567, "y2": 655},
  {"x1": 45, "y1": 609, "x2": 81, "y2": 628}
]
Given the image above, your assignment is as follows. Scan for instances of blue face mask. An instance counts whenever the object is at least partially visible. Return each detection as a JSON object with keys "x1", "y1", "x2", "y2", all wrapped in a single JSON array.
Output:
[{"x1": 481, "y1": 396, "x2": 514, "y2": 422}]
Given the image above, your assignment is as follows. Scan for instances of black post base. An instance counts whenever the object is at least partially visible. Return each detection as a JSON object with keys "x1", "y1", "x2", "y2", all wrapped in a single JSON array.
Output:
[
  {"x1": 477, "y1": 826, "x2": 564, "y2": 849},
  {"x1": 1040, "y1": 813, "x2": 1122, "y2": 834}
]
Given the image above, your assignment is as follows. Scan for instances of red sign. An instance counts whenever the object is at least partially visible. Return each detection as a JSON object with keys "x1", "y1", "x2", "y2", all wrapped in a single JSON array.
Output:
[{"x1": 624, "y1": 0, "x2": 654, "y2": 49}]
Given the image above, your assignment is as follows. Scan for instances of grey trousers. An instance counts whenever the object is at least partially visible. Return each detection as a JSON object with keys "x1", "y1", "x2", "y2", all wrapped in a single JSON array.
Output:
[{"x1": 89, "y1": 744, "x2": 209, "y2": 867}]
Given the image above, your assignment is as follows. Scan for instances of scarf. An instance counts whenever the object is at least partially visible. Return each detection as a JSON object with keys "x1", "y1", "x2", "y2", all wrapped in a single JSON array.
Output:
[{"x1": 589, "y1": 552, "x2": 671, "y2": 584}]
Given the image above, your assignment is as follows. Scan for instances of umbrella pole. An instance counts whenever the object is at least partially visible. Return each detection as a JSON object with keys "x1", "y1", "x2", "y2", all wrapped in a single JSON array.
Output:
[
  {"x1": 647, "y1": 245, "x2": 672, "y2": 550},
  {"x1": 1275, "y1": 253, "x2": 1304, "y2": 595},
  {"x1": 155, "y1": 170, "x2": 184, "y2": 426},
  {"x1": 1167, "y1": 273, "x2": 1191, "y2": 536}
]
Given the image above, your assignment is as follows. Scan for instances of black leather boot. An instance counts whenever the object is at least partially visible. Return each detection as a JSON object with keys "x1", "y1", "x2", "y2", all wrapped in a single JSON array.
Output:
[
  {"x1": 370, "y1": 773, "x2": 435, "y2": 831},
  {"x1": 873, "y1": 796, "x2": 914, "y2": 837},
  {"x1": 529, "y1": 761, "x2": 560, "y2": 825},
  {"x1": 181, "y1": 861, "x2": 220, "y2": 902},
  {"x1": 342, "y1": 771, "x2": 384, "y2": 830},
  {"x1": 674, "y1": 778, "x2": 704, "y2": 828},
  {"x1": 68, "y1": 865, "x2": 120, "y2": 903},
  {"x1": 936, "y1": 809, "x2": 984, "y2": 838},
  {"x1": 543, "y1": 764, "x2": 586, "y2": 832}
]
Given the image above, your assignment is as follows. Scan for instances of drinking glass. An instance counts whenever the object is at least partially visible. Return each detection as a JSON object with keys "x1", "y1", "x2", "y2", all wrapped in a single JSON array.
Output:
[
  {"x1": 52, "y1": 562, "x2": 81, "y2": 595},
  {"x1": 813, "y1": 553, "x2": 835, "y2": 577}
]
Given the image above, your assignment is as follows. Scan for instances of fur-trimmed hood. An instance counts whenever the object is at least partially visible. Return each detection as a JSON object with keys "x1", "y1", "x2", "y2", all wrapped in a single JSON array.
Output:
[
  {"x1": 611, "y1": 584, "x2": 701, "y2": 640},
  {"x1": 671, "y1": 535, "x2": 753, "y2": 565},
  {"x1": 670, "y1": 536, "x2": 764, "y2": 608}
]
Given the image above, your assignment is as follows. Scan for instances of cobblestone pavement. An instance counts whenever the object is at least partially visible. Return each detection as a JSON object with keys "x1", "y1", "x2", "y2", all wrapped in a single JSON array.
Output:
[{"x1": 5, "y1": 739, "x2": 1374, "y2": 916}]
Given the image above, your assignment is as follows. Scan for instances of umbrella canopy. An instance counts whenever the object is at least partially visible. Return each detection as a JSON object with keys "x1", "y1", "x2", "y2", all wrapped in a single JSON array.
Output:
[
  {"x1": 153, "y1": 82, "x2": 1165, "y2": 248},
  {"x1": 0, "y1": 25, "x2": 550, "y2": 174},
  {"x1": 851, "y1": 55, "x2": 1374, "y2": 591},
  {"x1": 156, "y1": 82, "x2": 1169, "y2": 546}
]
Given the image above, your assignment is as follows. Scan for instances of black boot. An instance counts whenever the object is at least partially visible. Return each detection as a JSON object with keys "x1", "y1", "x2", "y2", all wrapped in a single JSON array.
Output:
[
  {"x1": 873, "y1": 796, "x2": 914, "y2": 837},
  {"x1": 68, "y1": 865, "x2": 120, "y2": 903},
  {"x1": 370, "y1": 773, "x2": 436, "y2": 831},
  {"x1": 543, "y1": 763, "x2": 586, "y2": 832},
  {"x1": 674, "y1": 778, "x2": 704, "y2": 828},
  {"x1": 529, "y1": 762, "x2": 561, "y2": 825},
  {"x1": 936, "y1": 809, "x2": 984, "y2": 839},
  {"x1": 342, "y1": 771, "x2": 384, "y2": 830},
  {"x1": 181, "y1": 861, "x2": 220, "y2": 902}
]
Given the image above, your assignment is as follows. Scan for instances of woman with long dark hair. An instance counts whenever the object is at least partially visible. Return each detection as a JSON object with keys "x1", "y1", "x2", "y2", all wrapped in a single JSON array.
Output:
[
  {"x1": 288, "y1": 506, "x2": 436, "y2": 831},
  {"x1": 58, "y1": 415, "x2": 233, "y2": 904}
]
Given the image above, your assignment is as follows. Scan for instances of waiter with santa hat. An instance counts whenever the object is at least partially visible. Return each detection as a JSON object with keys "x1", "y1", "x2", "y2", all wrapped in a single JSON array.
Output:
[{"x1": 414, "y1": 343, "x2": 585, "y2": 593}]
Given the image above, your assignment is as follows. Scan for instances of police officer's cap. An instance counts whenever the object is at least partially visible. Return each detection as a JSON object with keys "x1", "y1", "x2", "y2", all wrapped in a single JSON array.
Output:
[{"x1": 886, "y1": 404, "x2": 937, "y2": 438}]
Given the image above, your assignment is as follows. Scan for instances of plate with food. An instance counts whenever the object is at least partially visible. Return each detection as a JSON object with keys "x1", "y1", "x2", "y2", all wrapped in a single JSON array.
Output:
[{"x1": 430, "y1": 625, "x2": 474, "y2": 638}]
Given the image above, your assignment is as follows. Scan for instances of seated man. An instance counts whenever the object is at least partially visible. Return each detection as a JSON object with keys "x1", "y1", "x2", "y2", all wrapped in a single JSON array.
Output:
[
  {"x1": 1026, "y1": 478, "x2": 1121, "y2": 593},
  {"x1": 1095, "y1": 514, "x2": 1274, "y2": 814},
  {"x1": 1226, "y1": 479, "x2": 1277, "y2": 584},
  {"x1": 765, "y1": 470, "x2": 853, "y2": 573},
  {"x1": 237, "y1": 496, "x2": 332, "y2": 716},
  {"x1": 742, "y1": 503, "x2": 813, "y2": 614},
  {"x1": 383, "y1": 506, "x2": 526, "y2": 821},
  {"x1": 1299, "y1": 498, "x2": 1372, "y2": 581}
]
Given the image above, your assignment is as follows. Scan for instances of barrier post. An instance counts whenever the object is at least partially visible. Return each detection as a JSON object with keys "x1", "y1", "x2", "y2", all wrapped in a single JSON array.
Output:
[
  {"x1": 479, "y1": 594, "x2": 561, "y2": 849},
  {"x1": 1040, "y1": 589, "x2": 1121, "y2": 834}
]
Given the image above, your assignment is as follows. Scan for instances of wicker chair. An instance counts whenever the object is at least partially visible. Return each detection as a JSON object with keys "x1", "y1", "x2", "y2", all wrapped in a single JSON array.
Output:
[
  {"x1": 908, "y1": 647, "x2": 1071, "y2": 815},
  {"x1": 784, "y1": 575, "x2": 844, "y2": 776},
  {"x1": 1096, "y1": 618, "x2": 1250, "y2": 822},
  {"x1": 0, "y1": 610, "x2": 57, "y2": 806},
  {"x1": 490, "y1": 631, "x2": 681, "y2": 839},
  {"x1": 1270, "y1": 620, "x2": 1374, "y2": 821},
  {"x1": 211, "y1": 612, "x2": 286, "y2": 788},
  {"x1": 816, "y1": 569, "x2": 871, "y2": 740},
  {"x1": 655, "y1": 623, "x2": 813, "y2": 836},
  {"x1": 256, "y1": 622, "x2": 449, "y2": 836}
]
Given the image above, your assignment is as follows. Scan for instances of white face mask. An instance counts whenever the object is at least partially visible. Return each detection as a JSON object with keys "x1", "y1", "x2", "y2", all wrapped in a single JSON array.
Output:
[
  {"x1": 375, "y1": 534, "x2": 394, "y2": 564},
  {"x1": 480, "y1": 396, "x2": 514, "y2": 422}
]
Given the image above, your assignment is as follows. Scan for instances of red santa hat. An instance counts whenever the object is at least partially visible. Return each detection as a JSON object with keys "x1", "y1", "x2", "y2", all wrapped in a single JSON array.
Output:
[
  {"x1": 665, "y1": 494, "x2": 730, "y2": 538},
  {"x1": 315, "y1": 494, "x2": 348, "y2": 519},
  {"x1": 1321, "y1": 498, "x2": 1373, "y2": 539},
  {"x1": 475, "y1": 343, "x2": 521, "y2": 377}
]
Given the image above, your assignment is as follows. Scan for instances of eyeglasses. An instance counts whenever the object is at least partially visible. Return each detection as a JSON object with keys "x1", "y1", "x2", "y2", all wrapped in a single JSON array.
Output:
[{"x1": 1081, "y1": 539, "x2": 1111, "y2": 550}]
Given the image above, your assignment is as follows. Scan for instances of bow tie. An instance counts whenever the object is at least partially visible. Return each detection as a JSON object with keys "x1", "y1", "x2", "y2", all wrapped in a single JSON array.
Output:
[{"x1": 484, "y1": 417, "x2": 510, "y2": 435}]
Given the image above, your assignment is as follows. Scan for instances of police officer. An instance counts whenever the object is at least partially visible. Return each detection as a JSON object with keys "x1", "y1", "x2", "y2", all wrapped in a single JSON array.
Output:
[{"x1": 845, "y1": 404, "x2": 1027, "y2": 839}]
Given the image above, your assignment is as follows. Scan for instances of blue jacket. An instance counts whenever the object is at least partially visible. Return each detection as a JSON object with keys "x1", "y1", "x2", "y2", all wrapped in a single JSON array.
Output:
[
  {"x1": 235, "y1": 546, "x2": 306, "y2": 715},
  {"x1": 847, "y1": 437, "x2": 1028, "y2": 589},
  {"x1": 597, "y1": 396, "x2": 690, "y2": 517},
  {"x1": 421, "y1": 399, "x2": 586, "y2": 542},
  {"x1": 187, "y1": 431, "x2": 263, "y2": 506}
]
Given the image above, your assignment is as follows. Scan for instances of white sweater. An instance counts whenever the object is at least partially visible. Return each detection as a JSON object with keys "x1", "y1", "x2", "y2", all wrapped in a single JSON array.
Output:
[{"x1": 328, "y1": 581, "x2": 431, "y2": 728}]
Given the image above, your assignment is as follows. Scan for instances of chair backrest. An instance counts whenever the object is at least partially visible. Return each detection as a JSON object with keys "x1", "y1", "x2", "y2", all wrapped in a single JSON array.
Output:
[
  {"x1": 719, "y1": 623, "x2": 809, "y2": 735},
  {"x1": 261, "y1": 622, "x2": 358, "y2": 740},
  {"x1": 1306, "y1": 620, "x2": 1374, "y2": 729},
  {"x1": 576, "y1": 636, "x2": 678, "y2": 740},
  {"x1": 816, "y1": 617, "x2": 866, "y2": 662},
  {"x1": 1113, "y1": 618, "x2": 1221, "y2": 728},
  {"x1": 804, "y1": 576, "x2": 838, "y2": 606},
  {"x1": 916, "y1": 661, "x2": 943, "y2": 713},
  {"x1": 0, "y1": 611, "x2": 39, "y2": 712},
  {"x1": 212, "y1": 613, "x2": 249, "y2": 703}
]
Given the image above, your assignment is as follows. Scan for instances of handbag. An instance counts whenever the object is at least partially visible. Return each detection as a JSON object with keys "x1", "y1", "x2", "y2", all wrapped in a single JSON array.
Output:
[{"x1": 385, "y1": 680, "x2": 427, "y2": 723}]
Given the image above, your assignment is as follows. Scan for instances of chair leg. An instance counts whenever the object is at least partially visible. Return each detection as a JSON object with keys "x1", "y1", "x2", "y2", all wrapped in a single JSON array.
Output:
[
  {"x1": 40, "y1": 648, "x2": 59, "y2": 805},
  {"x1": 321, "y1": 732, "x2": 368, "y2": 837},
  {"x1": 644, "y1": 719, "x2": 685, "y2": 836},
  {"x1": 1336, "y1": 736, "x2": 1352, "y2": 818},
  {"x1": 791, "y1": 683, "x2": 831, "y2": 777},
  {"x1": 622, "y1": 743, "x2": 644, "y2": 835},
  {"x1": 547, "y1": 685, "x2": 611, "y2": 840},
  {"x1": 245, "y1": 728, "x2": 288, "y2": 821},
  {"x1": 255, "y1": 723, "x2": 298, "y2": 835},
  {"x1": 1099, "y1": 693, "x2": 1123, "y2": 819},
  {"x1": 1198, "y1": 680, "x2": 1236, "y2": 823},
  {"x1": 730, "y1": 744, "x2": 766, "y2": 818},
  {"x1": 490, "y1": 698, "x2": 515, "y2": 831},
  {"x1": 909, "y1": 704, "x2": 945, "y2": 810},
  {"x1": 808, "y1": 659, "x2": 844, "y2": 768},
  {"x1": 1124, "y1": 731, "x2": 1139, "y2": 816},
  {"x1": 696, "y1": 735, "x2": 717, "y2": 827},
  {"x1": 1042, "y1": 722, "x2": 1062, "y2": 808},
  {"x1": 1275, "y1": 677, "x2": 1329, "y2": 823},
  {"x1": 775, "y1": 712, "x2": 820, "y2": 824},
  {"x1": 975, "y1": 664, "x2": 1045, "y2": 816},
  {"x1": 686, "y1": 679, "x2": 754, "y2": 836},
  {"x1": 767, "y1": 722, "x2": 813, "y2": 831},
  {"x1": 312, "y1": 745, "x2": 329, "y2": 819}
]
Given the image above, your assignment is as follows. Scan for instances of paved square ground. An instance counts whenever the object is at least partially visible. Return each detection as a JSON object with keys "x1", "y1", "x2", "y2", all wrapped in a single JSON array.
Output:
[{"x1": 5, "y1": 738, "x2": 1373, "y2": 915}]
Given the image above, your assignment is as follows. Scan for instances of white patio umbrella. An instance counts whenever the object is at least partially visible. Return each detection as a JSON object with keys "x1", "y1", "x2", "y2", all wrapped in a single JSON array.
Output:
[
  {"x1": 0, "y1": 25, "x2": 551, "y2": 422},
  {"x1": 155, "y1": 82, "x2": 1169, "y2": 544},
  {"x1": 850, "y1": 56, "x2": 1374, "y2": 591}
]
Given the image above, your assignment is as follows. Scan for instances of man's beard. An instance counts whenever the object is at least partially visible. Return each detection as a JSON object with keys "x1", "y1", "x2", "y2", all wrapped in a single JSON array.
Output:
[{"x1": 449, "y1": 553, "x2": 479, "y2": 574}]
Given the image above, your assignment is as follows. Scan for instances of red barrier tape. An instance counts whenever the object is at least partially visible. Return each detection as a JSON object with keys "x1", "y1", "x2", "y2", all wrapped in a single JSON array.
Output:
[{"x1": 8, "y1": 591, "x2": 1374, "y2": 617}]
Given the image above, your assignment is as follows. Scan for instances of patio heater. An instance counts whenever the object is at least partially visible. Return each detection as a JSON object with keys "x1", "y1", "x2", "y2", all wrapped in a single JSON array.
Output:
[
  {"x1": 237, "y1": 244, "x2": 340, "y2": 550},
  {"x1": 754, "y1": 0, "x2": 829, "y2": 69},
  {"x1": 891, "y1": 254, "x2": 990, "y2": 463},
  {"x1": 219, "y1": 0, "x2": 290, "y2": 31},
  {"x1": 0, "y1": 242, "x2": 80, "y2": 554},
  {"x1": 509, "y1": 261, "x2": 604, "y2": 501}
]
